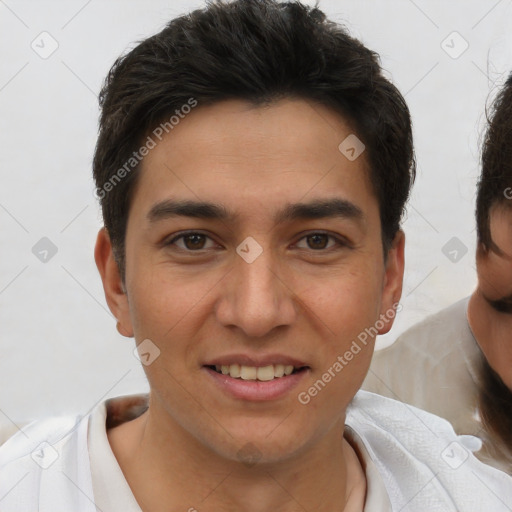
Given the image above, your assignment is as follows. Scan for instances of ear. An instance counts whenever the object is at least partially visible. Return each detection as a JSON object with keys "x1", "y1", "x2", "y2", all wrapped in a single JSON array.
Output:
[
  {"x1": 377, "y1": 230, "x2": 405, "y2": 335},
  {"x1": 94, "y1": 228, "x2": 134, "y2": 338}
]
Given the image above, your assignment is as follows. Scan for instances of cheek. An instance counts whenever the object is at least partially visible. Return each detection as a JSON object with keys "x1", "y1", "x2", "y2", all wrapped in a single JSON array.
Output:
[
  {"x1": 126, "y1": 262, "x2": 225, "y2": 357},
  {"x1": 294, "y1": 268, "x2": 382, "y2": 396},
  {"x1": 297, "y1": 266, "x2": 383, "y2": 337},
  {"x1": 126, "y1": 266, "x2": 194, "y2": 341},
  {"x1": 478, "y1": 255, "x2": 512, "y2": 297}
]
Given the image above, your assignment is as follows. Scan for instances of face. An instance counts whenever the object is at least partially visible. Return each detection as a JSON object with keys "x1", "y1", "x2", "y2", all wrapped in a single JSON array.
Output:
[
  {"x1": 473, "y1": 203, "x2": 512, "y2": 388},
  {"x1": 97, "y1": 98, "x2": 404, "y2": 464}
]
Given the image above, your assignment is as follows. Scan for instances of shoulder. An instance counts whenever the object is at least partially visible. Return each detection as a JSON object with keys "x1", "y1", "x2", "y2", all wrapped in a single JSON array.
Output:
[
  {"x1": 365, "y1": 297, "x2": 474, "y2": 395},
  {"x1": 0, "y1": 420, "x2": 26, "y2": 447},
  {"x1": 0, "y1": 415, "x2": 79, "y2": 463},
  {"x1": 0, "y1": 413, "x2": 95, "y2": 511},
  {"x1": 364, "y1": 296, "x2": 480, "y2": 398},
  {"x1": 347, "y1": 391, "x2": 512, "y2": 510},
  {"x1": 377, "y1": 297, "x2": 472, "y2": 359}
]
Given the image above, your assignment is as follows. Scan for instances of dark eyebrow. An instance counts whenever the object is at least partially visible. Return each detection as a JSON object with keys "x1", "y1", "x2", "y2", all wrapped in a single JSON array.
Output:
[
  {"x1": 147, "y1": 198, "x2": 364, "y2": 225},
  {"x1": 148, "y1": 200, "x2": 230, "y2": 222},
  {"x1": 275, "y1": 198, "x2": 364, "y2": 224}
]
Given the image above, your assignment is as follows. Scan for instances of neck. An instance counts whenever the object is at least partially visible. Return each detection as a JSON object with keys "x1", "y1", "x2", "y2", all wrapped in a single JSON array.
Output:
[{"x1": 107, "y1": 398, "x2": 366, "y2": 512}]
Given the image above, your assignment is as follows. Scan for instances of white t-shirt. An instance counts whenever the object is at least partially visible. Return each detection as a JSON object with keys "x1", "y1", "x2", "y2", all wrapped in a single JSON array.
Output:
[
  {"x1": 363, "y1": 297, "x2": 512, "y2": 473},
  {"x1": 1, "y1": 390, "x2": 511, "y2": 511},
  {"x1": 0, "y1": 422, "x2": 23, "y2": 447}
]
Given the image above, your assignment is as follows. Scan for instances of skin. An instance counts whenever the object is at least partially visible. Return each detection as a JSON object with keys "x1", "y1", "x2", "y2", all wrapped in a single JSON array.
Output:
[
  {"x1": 468, "y1": 203, "x2": 512, "y2": 390},
  {"x1": 95, "y1": 98, "x2": 405, "y2": 511}
]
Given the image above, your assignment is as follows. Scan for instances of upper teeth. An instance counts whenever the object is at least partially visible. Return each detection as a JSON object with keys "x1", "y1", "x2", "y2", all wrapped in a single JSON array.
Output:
[{"x1": 215, "y1": 364, "x2": 296, "y2": 381}]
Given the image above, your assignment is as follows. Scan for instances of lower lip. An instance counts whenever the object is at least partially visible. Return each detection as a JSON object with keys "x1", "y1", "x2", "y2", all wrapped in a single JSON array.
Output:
[{"x1": 203, "y1": 366, "x2": 309, "y2": 401}]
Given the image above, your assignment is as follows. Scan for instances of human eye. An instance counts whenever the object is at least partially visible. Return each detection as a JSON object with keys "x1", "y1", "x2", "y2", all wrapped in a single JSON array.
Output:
[
  {"x1": 165, "y1": 231, "x2": 219, "y2": 252},
  {"x1": 488, "y1": 298, "x2": 512, "y2": 315},
  {"x1": 294, "y1": 232, "x2": 349, "y2": 251}
]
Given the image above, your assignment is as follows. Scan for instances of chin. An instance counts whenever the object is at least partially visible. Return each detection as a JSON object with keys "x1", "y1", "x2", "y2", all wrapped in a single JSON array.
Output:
[
  {"x1": 228, "y1": 441, "x2": 303, "y2": 466},
  {"x1": 208, "y1": 425, "x2": 312, "y2": 467}
]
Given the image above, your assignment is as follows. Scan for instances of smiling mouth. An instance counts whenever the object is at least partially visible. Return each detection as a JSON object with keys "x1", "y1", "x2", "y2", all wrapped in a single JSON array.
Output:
[{"x1": 205, "y1": 364, "x2": 309, "y2": 381}]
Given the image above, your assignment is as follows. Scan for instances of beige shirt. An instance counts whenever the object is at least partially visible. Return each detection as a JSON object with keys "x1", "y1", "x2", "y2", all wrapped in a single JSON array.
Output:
[
  {"x1": 87, "y1": 394, "x2": 391, "y2": 512},
  {"x1": 3, "y1": 390, "x2": 512, "y2": 510},
  {"x1": 363, "y1": 297, "x2": 512, "y2": 473}
]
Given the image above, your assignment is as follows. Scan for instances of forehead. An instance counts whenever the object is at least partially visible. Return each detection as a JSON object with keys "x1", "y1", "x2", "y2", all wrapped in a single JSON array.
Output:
[
  {"x1": 490, "y1": 204, "x2": 512, "y2": 256},
  {"x1": 130, "y1": 98, "x2": 377, "y2": 223}
]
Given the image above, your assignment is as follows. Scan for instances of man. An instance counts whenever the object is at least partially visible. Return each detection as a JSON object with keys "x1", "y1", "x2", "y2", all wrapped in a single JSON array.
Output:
[
  {"x1": 1, "y1": 1, "x2": 511, "y2": 510},
  {"x1": 364, "y1": 74, "x2": 512, "y2": 474}
]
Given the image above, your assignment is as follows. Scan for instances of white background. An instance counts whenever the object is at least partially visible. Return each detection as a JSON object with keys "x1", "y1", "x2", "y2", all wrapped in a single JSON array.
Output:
[{"x1": 1, "y1": 0, "x2": 511, "y2": 423}]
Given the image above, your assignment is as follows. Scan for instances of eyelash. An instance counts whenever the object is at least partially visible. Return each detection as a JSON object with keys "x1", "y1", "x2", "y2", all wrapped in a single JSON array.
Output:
[
  {"x1": 489, "y1": 299, "x2": 512, "y2": 315},
  {"x1": 165, "y1": 231, "x2": 350, "y2": 253}
]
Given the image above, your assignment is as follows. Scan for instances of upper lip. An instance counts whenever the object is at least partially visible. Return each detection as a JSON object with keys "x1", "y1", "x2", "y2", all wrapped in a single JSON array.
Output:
[{"x1": 203, "y1": 354, "x2": 309, "y2": 368}]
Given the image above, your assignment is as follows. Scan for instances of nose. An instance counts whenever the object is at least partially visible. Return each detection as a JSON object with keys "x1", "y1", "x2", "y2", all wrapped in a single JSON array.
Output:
[{"x1": 215, "y1": 248, "x2": 298, "y2": 338}]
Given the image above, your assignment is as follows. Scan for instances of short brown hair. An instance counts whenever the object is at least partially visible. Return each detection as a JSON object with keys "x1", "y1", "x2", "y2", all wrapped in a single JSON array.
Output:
[
  {"x1": 477, "y1": 73, "x2": 512, "y2": 252},
  {"x1": 93, "y1": 0, "x2": 415, "y2": 278}
]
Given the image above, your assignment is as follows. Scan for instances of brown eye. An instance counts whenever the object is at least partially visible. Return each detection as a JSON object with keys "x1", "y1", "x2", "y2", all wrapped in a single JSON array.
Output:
[
  {"x1": 168, "y1": 232, "x2": 217, "y2": 251},
  {"x1": 306, "y1": 234, "x2": 329, "y2": 250},
  {"x1": 295, "y1": 232, "x2": 347, "y2": 252},
  {"x1": 183, "y1": 233, "x2": 207, "y2": 250}
]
